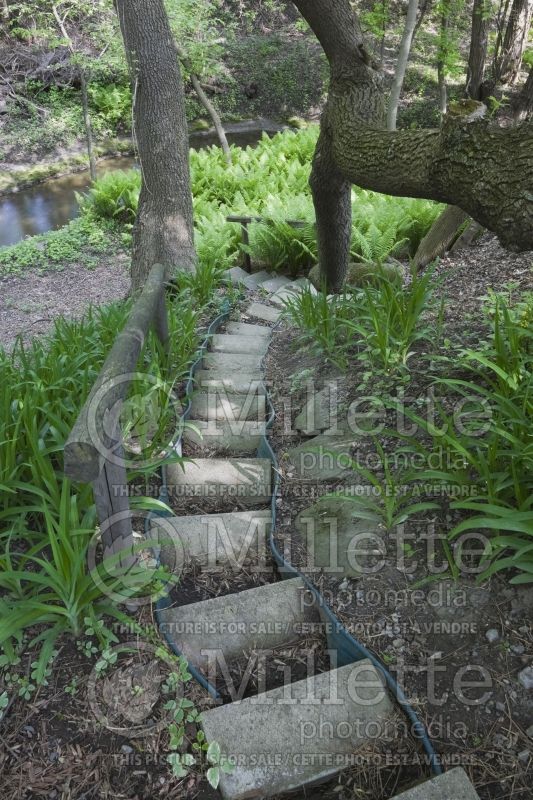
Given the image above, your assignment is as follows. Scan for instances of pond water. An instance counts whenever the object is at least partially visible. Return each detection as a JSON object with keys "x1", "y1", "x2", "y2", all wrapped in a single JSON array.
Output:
[{"x1": 0, "y1": 121, "x2": 284, "y2": 248}]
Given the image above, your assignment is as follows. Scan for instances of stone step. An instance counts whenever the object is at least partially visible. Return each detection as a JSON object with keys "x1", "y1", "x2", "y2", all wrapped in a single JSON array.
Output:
[
  {"x1": 201, "y1": 659, "x2": 393, "y2": 800},
  {"x1": 194, "y1": 371, "x2": 265, "y2": 394},
  {"x1": 259, "y1": 275, "x2": 294, "y2": 294},
  {"x1": 210, "y1": 334, "x2": 270, "y2": 356},
  {"x1": 190, "y1": 390, "x2": 266, "y2": 422},
  {"x1": 224, "y1": 266, "x2": 251, "y2": 285},
  {"x1": 166, "y1": 458, "x2": 271, "y2": 508},
  {"x1": 158, "y1": 577, "x2": 320, "y2": 674},
  {"x1": 269, "y1": 284, "x2": 302, "y2": 307},
  {"x1": 202, "y1": 352, "x2": 265, "y2": 372},
  {"x1": 151, "y1": 510, "x2": 272, "y2": 572},
  {"x1": 225, "y1": 322, "x2": 272, "y2": 338},
  {"x1": 184, "y1": 419, "x2": 267, "y2": 453},
  {"x1": 243, "y1": 270, "x2": 272, "y2": 289},
  {"x1": 245, "y1": 302, "x2": 282, "y2": 323},
  {"x1": 389, "y1": 768, "x2": 480, "y2": 799}
]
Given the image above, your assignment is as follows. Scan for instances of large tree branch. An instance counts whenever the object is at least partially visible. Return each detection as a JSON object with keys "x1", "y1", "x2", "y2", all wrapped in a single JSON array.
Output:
[{"x1": 333, "y1": 112, "x2": 533, "y2": 251}]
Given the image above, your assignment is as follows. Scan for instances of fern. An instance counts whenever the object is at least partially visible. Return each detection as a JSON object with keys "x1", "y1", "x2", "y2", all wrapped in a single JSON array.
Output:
[{"x1": 81, "y1": 127, "x2": 442, "y2": 274}]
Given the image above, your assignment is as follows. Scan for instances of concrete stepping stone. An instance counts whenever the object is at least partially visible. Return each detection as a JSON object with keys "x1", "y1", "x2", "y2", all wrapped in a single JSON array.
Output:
[
  {"x1": 166, "y1": 458, "x2": 271, "y2": 507},
  {"x1": 269, "y1": 285, "x2": 302, "y2": 307},
  {"x1": 200, "y1": 659, "x2": 393, "y2": 800},
  {"x1": 390, "y1": 768, "x2": 480, "y2": 799},
  {"x1": 183, "y1": 419, "x2": 267, "y2": 453},
  {"x1": 210, "y1": 334, "x2": 269, "y2": 356},
  {"x1": 286, "y1": 431, "x2": 356, "y2": 481},
  {"x1": 194, "y1": 371, "x2": 265, "y2": 394},
  {"x1": 295, "y1": 497, "x2": 383, "y2": 578},
  {"x1": 190, "y1": 391, "x2": 266, "y2": 422},
  {"x1": 224, "y1": 266, "x2": 251, "y2": 285},
  {"x1": 151, "y1": 509, "x2": 272, "y2": 572},
  {"x1": 258, "y1": 275, "x2": 294, "y2": 294},
  {"x1": 294, "y1": 385, "x2": 338, "y2": 435},
  {"x1": 158, "y1": 577, "x2": 320, "y2": 673},
  {"x1": 225, "y1": 322, "x2": 272, "y2": 338},
  {"x1": 293, "y1": 277, "x2": 317, "y2": 292},
  {"x1": 203, "y1": 351, "x2": 265, "y2": 372},
  {"x1": 243, "y1": 270, "x2": 271, "y2": 290},
  {"x1": 245, "y1": 302, "x2": 282, "y2": 323}
]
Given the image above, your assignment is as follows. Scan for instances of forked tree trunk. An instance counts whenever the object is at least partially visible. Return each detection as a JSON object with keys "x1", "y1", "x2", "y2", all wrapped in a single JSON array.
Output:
[
  {"x1": 387, "y1": 0, "x2": 419, "y2": 131},
  {"x1": 466, "y1": 0, "x2": 491, "y2": 99},
  {"x1": 495, "y1": 0, "x2": 533, "y2": 84},
  {"x1": 116, "y1": 0, "x2": 196, "y2": 292},
  {"x1": 292, "y1": 0, "x2": 533, "y2": 291}
]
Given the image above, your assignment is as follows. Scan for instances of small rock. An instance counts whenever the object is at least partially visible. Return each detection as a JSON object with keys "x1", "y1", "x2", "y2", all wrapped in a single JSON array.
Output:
[
  {"x1": 518, "y1": 750, "x2": 530, "y2": 764},
  {"x1": 518, "y1": 626, "x2": 529, "y2": 634},
  {"x1": 339, "y1": 578, "x2": 349, "y2": 591},
  {"x1": 23, "y1": 725, "x2": 35, "y2": 737},
  {"x1": 121, "y1": 744, "x2": 134, "y2": 755},
  {"x1": 511, "y1": 644, "x2": 525, "y2": 655},
  {"x1": 495, "y1": 701, "x2": 506, "y2": 712},
  {"x1": 526, "y1": 724, "x2": 533, "y2": 739},
  {"x1": 392, "y1": 638, "x2": 404, "y2": 649},
  {"x1": 518, "y1": 666, "x2": 533, "y2": 690},
  {"x1": 485, "y1": 628, "x2": 500, "y2": 643}
]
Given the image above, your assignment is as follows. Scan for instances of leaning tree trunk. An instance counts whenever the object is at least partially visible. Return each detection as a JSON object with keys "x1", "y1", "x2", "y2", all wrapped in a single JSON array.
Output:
[
  {"x1": 116, "y1": 0, "x2": 196, "y2": 292},
  {"x1": 175, "y1": 43, "x2": 231, "y2": 164},
  {"x1": 495, "y1": 0, "x2": 533, "y2": 84},
  {"x1": 466, "y1": 0, "x2": 491, "y2": 99},
  {"x1": 292, "y1": 0, "x2": 533, "y2": 291},
  {"x1": 387, "y1": 0, "x2": 419, "y2": 131}
]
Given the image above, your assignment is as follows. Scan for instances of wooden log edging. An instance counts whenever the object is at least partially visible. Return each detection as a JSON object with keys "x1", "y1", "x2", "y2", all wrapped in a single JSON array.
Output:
[{"x1": 64, "y1": 262, "x2": 168, "y2": 560}]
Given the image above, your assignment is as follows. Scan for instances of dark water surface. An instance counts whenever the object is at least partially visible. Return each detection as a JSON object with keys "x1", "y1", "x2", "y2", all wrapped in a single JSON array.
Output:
[{"x1": 0, "y1": 121, "x2": 284, "y2": 248}]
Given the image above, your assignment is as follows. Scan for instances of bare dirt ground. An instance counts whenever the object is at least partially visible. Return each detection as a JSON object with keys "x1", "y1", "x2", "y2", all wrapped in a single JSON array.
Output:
[{"x1": 0, "y1": 253, "x2": 131, "y2": 350}]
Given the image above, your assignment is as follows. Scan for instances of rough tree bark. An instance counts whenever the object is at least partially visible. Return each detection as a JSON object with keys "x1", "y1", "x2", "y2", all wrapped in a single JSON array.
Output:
[
  {"x1": 116, "y1": 0, "x2": 196, "y2": 293},
  {"x1": 387, "y1": 0, "x2": 419, "y2": 131},
  {"x1": 292, "y1": 0, "x2": 533, "y2": 291},
  {"x1": 466, "y1": 0, "x2": 491, "y2": 99},
  {"x1": 494, "y1": 0, "x2": 533, "y2": 84}
]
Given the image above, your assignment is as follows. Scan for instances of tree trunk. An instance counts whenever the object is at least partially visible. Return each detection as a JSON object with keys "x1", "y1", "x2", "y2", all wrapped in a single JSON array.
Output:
[
  {"x1": 80, "y1": 70, "x2": 97, "y2": 182},
  {"x1": 437, "y1": 3, "x2": 450, "y2": 116},
  {"x1": 387, "y1": 0, "x2": 419, "y2": 131},
  {"x1": 292, "y1": 0, "x2": 533, "y2": 290},
  {"x1": 51, "y1": 5, "x2": 96, "y2": 182},
  {"x1": 515, "y1": 65, "x2": 533, "y2": 118},
  {"x1": 413, "y1": 204, "x2": 470, "y2": 268},
  {"x1": 116, "y1": 0, "x2": 196, "y2": 293},
  {"x1": 292, "y1": 0, "x2": 385, "y2": 291},
  {"x1": 466, "y1": 0, "x2": 491, "y2": 99},
  {"x1": 495, "y1": 0, "x2": 533, "y2": 84},
  {"x1": 175, "y1": 43, "x2": 231, "y2": 164}
]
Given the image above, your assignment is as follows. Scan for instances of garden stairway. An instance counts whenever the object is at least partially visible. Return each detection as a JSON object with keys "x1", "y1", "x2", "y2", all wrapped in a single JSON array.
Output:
[{"x1": 151, "y1": 269, "x2": 480, "y2": 800}]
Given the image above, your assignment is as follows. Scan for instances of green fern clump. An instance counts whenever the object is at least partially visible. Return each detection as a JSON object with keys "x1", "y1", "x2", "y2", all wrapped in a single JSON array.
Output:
[
  {"x1": 78, "y1": 169, "x2": 141, "y2": 223},
  {"x1": 82, "y1": 127, "x2": 441, "y2": 274}
]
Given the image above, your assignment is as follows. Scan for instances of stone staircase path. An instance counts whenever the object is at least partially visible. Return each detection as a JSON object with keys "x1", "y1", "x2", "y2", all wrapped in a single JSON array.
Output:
[{"x1": 153, "y1": 267, "x2": 480, "y2": 800}]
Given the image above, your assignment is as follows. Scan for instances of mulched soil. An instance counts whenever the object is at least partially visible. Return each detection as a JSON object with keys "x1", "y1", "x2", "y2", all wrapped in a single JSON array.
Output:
[
  {"x1": 264, "y1": 234, "x2": 533, "y2": 799},
  {"x1": 0, "y1": 253, "x2": 131, "y2": 349}
]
